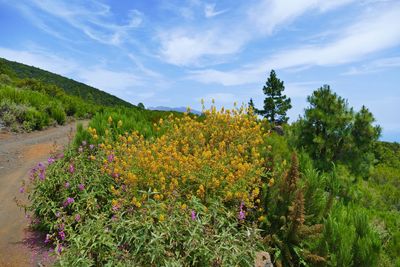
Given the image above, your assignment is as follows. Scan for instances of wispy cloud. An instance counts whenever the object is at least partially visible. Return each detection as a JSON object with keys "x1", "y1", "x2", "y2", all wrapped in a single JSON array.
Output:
[
  {"x1": 247, "y1": 0, "x2": 355, "y2": 34},
  {"x1": 158, "y1": 28, "x2": 247, "y2": 66},
  {"x1": 204, "y1": 3, "x2": 228, "y2": 18},
  {"x1": 0, "y1": 46, "x2": 77, "y2": 75},
  {"x1": 343, "y1": 56, "x2": 400, "y2": 75},
  {"x1": 190, "y1": 3, "x2": 400, "y2": 85},
  {"x1": 17, "y1": 0, "x2": 143, "y2": 46}
]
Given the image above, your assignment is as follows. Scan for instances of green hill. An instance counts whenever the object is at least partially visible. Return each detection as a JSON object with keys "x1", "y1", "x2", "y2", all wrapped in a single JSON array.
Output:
[{"x1": 0, "y1": 57, "x2": 133, "y2": 108}]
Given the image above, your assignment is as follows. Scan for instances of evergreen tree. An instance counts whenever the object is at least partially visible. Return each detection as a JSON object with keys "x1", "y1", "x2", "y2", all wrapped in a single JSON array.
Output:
[
  {"x1": 258, "y1": 70, "x2": 291, "y2": 124},
  {"x1": 297, "y1": 85, "x2": 380, "y2": 173}
]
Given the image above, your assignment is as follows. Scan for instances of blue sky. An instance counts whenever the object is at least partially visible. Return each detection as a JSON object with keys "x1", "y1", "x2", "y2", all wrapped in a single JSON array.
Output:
[{"x1": 0, "y1": 0, "x2": 399, "y2": 141}]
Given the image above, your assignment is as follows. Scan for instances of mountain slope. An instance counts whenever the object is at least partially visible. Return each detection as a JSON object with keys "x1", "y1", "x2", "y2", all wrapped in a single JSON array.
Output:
[{"x1": 0, "y1": 57, "x2": 133, "y2": 108}]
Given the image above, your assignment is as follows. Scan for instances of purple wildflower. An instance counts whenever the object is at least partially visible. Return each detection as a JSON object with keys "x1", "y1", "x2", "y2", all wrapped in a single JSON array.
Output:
[
  {"x1": 64, "y1": 182, "x2": 70, "y2": 188},
  {"x1": 78, "y1": 146, "x2": 83, "y2": 153},
  {"x1": 238, "y1": 202, "x2": 246, "y2": 221},
  {"x1": 78, "y1": 183, "x2": 85, "y2": 191},
  {"x1": 191, "y1": 210, "x2": 196, "y2": 221},
  {"x1": 56, "y1": 244, "x2": 63, "y2": 254},
  {"x1": 107, "y1": 154, "x2": 114, "y2": 163},
  {"x1": 38, "y1": 170, "x2": 45, "y2": 180},
  {"x1": 19, "y1": 186, "x2": 24, "y2": 193},
  {"x1": 57, "y1": 153, "x2": 64, "y2": 159},
  {"x1": 56, "y1": 212, "x2": 61, "y2": 218},
  {"x1": 37, "y1": 162, "x2": 45, "y2": 170},
  {"x1": 89, "y1": 144, "x2": 95, "y2": 150},
  {"x1": 44, "y1": 234, "x2": 51, "y2": 244},
  {"x1": 47, "y1": 157, "x2": 55, "y2": 165},
  {"x1": 59, "y1": 223, "x2": 65, "y2": 231},
  {"x1": 75, "y1": 214, "x2": 81, "y2": 222},
  {"x1": 82, "y1": 140, "x2": 87, "y2": 146},
  {"x1": 59, "y1": 231, "x2": 65, "y2": 241},
  {"x1": 63, "y1": 197, "x2": 74, "y2": 207},
  {"x1": 69, "y1": 164, "x2": 75, "y2": 174}
]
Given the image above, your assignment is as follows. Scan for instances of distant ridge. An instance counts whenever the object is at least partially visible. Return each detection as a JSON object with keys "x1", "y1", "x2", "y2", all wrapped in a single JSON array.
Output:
[
  {"x1": 0, "y1": 57, "x2": 134, "y2": 108},
  {"x1": 149, "y1": 106, "x2": 202, "y2": 115}
]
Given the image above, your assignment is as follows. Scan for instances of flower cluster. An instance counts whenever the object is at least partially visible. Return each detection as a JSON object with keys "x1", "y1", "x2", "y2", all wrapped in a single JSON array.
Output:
[{"x1": 95, "y1": 105, "x2": 267, "y2": 210}]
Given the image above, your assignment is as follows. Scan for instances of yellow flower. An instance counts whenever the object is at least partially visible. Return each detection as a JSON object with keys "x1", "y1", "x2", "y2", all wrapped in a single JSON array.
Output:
[
  {"x1": 268, "y1": 178, "x2": 275, "y2": 187},
  {"x1": 108, "y1": 116, "x2": 113, "y2": 124},
  {"x1": 158, "y1": 214, "x2": 165, "y2": 222}
]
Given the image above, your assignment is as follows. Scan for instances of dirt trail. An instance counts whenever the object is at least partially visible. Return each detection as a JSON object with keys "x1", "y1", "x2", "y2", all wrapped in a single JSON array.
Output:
[{"x1": 0, "y1": 121, "x2": 88, "y2": 266}]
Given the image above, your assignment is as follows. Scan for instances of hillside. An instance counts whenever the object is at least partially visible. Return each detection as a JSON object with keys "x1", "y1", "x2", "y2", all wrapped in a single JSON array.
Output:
[{"x1": 0, "y1": 57, "x2": 133, "y2": 108}]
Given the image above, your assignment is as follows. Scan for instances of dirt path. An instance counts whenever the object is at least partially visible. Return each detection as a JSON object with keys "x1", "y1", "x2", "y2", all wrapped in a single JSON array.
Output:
[{"x1": 0, "y1": 121, "x2": 88, "y2": 266}]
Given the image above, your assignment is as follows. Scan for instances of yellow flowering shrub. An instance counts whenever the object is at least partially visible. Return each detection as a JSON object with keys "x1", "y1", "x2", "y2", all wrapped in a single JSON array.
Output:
[{"x1": 96, "y1": 105, "x2": 267, "y2": 208}]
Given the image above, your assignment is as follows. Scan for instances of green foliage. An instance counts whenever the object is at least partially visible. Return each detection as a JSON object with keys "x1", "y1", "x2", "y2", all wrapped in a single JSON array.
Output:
[
  {"x1": 257, "y1": 70, "x2": 292, "y2": 124},
  {"x1": 261, "y1": 153, "x2": 326, "y2": 267},
  {"x1": 296, "y1": 85, "x2": 380, "y2": 175},
  {"x1": 319, "y1": 204, "x2": 381, "y2": 267},
  {"x1": 0, "y1": 57, "x2": 133, "y2": 107}
]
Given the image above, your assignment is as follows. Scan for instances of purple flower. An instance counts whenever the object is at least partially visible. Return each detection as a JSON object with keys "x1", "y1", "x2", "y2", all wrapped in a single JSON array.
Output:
[
  {"x1": 37, "y1": 162, "x2": 45, "y2": 170},
  {"x1": 56, "y1": 244, "x2": 63, "y2": 254},
  {"x1": 82, "y1": 140, "x2": 87, "y2": 146},
  {"x1": 89, "y1": 144, "x2": 95, "y2": 150},
  {"x1": 75, "y1": 214, "x2": 81, "y2": 222},
  {"x1": 44, "y1": 234, "x2": 51, "y2": 244},
  {"x1": 38, "y1": 170, "x2": 45, "y2": 180},
  {"x1": 59, "y1": 231, "x2": 65, "y2": 240},
  {"x1": 63, "y1": 197, "x2": 74, "y2": 207},
  {"x1": 64, "y1": 182, "x2": 70, "y2": 188},
  {"x1": 56, "y1": 212, "x2": 61, "y2": 218},
  {"x1": 191, "y1": 210, "x2": 196, "y2": 221},
  {"x1": 78, "y1": 183, "x2": 85, "y2": 191},
  {"x1": 78, "y1": 146, "x2": 83, "y2": 153},
  {"x1": 107, "y1": 154, "x2": 114, "y2": 163},
  {"x1": 69, "y1": 164, "x2": 75, "y2": 174},
  {"x1": 47, "y1": 157, "x2": 55, "y2": 164},
  {"x1": 19, "y1": 186, "x2": 24, "y2": 193},
  {"x1": 59, "y1": 223, "x2": 65, "y2": 231},
  {"x1": 57, "y1": 153, "x2": 64, "y2": 159},
  {"x1": 238, "y1": 202, "x2": 246, "y2": 221}
]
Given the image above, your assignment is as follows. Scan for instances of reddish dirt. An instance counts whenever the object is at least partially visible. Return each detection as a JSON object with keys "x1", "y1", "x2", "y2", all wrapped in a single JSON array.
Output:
[{"x1": 0, "y1": 121, "x2": 88, "y2": 266}]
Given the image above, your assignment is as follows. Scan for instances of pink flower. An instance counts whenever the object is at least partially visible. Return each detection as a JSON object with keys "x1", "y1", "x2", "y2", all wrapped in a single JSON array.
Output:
[
  {"x1": 78, "y1": 184, "x2": 85, "y2": 191},
  {"x1": 69, "y1": 164, "x2": 75, "y2": 174},
  {"x1": 47, "y1": 157, "x2": 55, "y2": 164},
  {"x1": 238, "y1": 202, "x2": 246, "y2": 221},
  {"x1": 63, "y1": 197, "x2": 74, "y2": 207},
  {"x1": 191, "y1": 210, "x2": 196, "y2": 221},
  {"x1": 64, "y1": 182, "x2": 70, "y2": 188},
  {"x1": 19, "y1": 186, "x2": 24, "y2": 193},
  {"x1": 75, "y1": 214, "x2": 81, "y2": 222},
  {"x1": 89, "y1": 144, "x2": 95, "y2": 150},
  {"x1": 107, "y1": 154, "x2": 114, "y2": 163}
]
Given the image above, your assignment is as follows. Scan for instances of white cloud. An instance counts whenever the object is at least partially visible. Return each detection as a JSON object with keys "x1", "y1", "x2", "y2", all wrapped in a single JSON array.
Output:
[
  {"x1": 247, "y1": 0, "x2": 355, "y2": 34},
  {"x1": 343, "y1": 56, "x2": 400, "y2": 75},
  {"x1": 77, "y1": 67, "x2": 143, "y2": 94},
  {"x1": 0, "y1": 47, "x2": 77, "y2": 75},
  {"x1": 21, "y1": 0, "x2": 143, "y2": 46},
  {"x1": 204, "y1": 3, "x2": 227, "y2": 18},
  {"x1": 190, "y1": 3, "x2": 400, "y2": 85},
  {"x1": 158, "y1": 29, "x2": 247, "y2": 66}
]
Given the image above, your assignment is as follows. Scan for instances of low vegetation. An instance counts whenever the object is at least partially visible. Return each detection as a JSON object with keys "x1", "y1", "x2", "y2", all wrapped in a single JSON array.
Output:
[{"x1": 7, "y1": 64, "x2": 398, "y2": 266}]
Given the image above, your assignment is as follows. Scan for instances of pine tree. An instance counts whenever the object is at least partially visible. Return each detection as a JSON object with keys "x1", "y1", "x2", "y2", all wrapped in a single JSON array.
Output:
[{"x1": 258, "y1": 70, "x2": 291, "y2": 124}]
